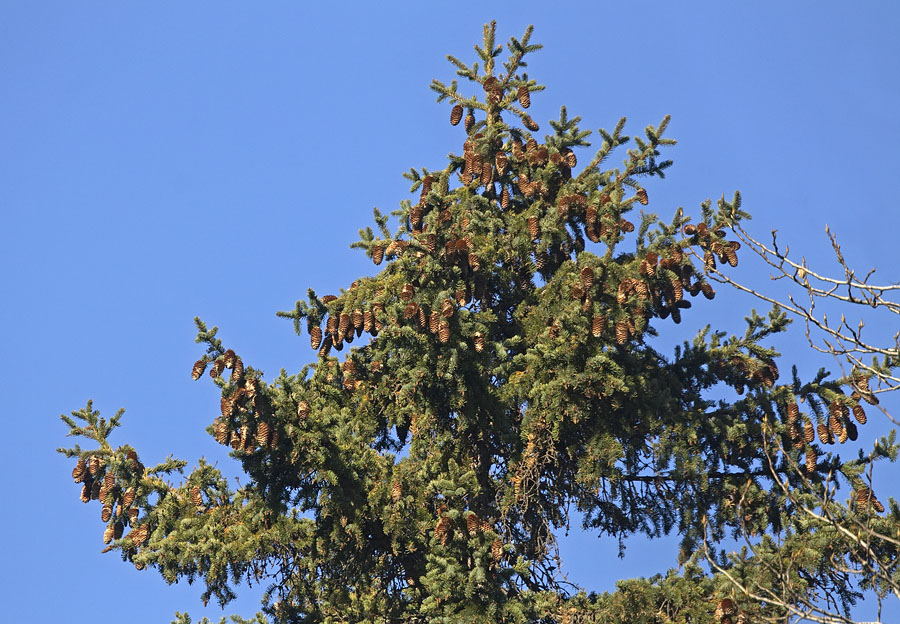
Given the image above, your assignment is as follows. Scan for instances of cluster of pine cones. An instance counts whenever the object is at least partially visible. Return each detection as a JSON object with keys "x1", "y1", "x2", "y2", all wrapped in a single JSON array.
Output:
[
  {"x1": 192, "y1": 349, "x2": 278, "y2": 453},
  {"x1": 70, "y1": 449, "x2": 149, "y2": 564}
]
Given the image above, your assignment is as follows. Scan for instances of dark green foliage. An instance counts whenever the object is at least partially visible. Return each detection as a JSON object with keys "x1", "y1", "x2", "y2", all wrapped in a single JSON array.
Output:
[{"x1": 60, "y1": 22, "x2": 899, "y2": 623}]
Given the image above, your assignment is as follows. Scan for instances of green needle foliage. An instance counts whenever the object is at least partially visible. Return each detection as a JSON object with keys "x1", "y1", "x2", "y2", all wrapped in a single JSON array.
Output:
[{"x1": 60, "y1": 22, "x2": 899, "y2": 624}]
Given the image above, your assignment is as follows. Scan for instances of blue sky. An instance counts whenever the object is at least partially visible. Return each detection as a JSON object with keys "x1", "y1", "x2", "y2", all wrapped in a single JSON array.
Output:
[{"x1": 3, "y1": 2, "x2": 899, "y2": 621}]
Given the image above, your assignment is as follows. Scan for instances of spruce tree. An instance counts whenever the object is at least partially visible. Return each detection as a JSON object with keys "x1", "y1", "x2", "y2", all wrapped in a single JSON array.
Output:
[{"x1": 59, "y1": 23, "x2": 898, "y2": 623}]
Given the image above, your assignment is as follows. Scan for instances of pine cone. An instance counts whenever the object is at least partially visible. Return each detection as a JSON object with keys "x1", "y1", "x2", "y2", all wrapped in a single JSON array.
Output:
[
  {"x1": 450, "y1": 104, "x2": 463, "y2": 126},
  {"x1": 468, "y1": 252, "x2": 481, "y2": 271},
  {"x1": 80, "y1": 482, "x2": 91, "y2": 503},
  {"x1": 223, "y1": 349, "x2": 236, "y2": 369},
  {"x1": 615, "y1": 321, "x2": 629, "y2": 345},
  {"x1": 464, "y1": 111, "x2": 475, "y2": 132},
  {"x1": 88, "y1": 456, "x2": 101, "y2": 476},
  {"x1": 439, "y1": 321, "x2": 450, "y2": 344},
  {"x1": 522, "y1": 115, "x2": 539, "y2": 131},
  {"x1": 72, "y1": 458, "x2": 87, "y2": 483},
  {"x1": 715, "y1": 598, "x2": 736, "y2": 620},
  {"x1": 371, "y1": 243, "x2": 384, "y2": 266},
  {"x1": 256, "y1": 421, "x2": 271, "y2": 448},
  {"x1": 191, "y1": 358, "x2": 207, "y2": 380},
  {"x1": 852, "y1": 402, "x2": 867, "y2": 425},
  {"x1": 580, "y1": 266, "x2": 595, "y2": 290},
  {"x1": 491, "y1": 538, "x2": 504, "y2": 563},
  {"x1": 804, "y1": 421, "x2": 815, "y2": 443},
  {"x1": 805, "y1": 447, "x2": 818, "y2": 473},
  {"x1": 210, "y1": 359, "x2": 225, "y2": 379},
  {"x1": 338, "y1": 312, "x2": 351, "y2": 336},
  {"x1": 480, "y1": 162, "x2": 493, "y2": 186},
  {"x1": 103, "y1": 524, "x2": 115, "y2": 544},
  {"x1": 297, "y1": 400, "x2": 310, "y2": 419},
  {"x1": 636, "y1": 188, "x2": 648, "y2": 205},
  {"x1": 500, "y1": 187, "x2": 510, "y2": 210},
  {"x1": 725, "y1": 244, "x2": 739, "y2": 267},
  {"x1": 562, "y1": 148, "x2": 576, "y2": 168},
  {"x1": 527, "y1": 216, "x2": 540, "y2": 240},
  {"x1": 591, "y1": 315, "x2": 605, "y2": 338},
  {"x1": 229, "y1": 358, "x2": 244, "y2": 385},
  {"x1": 403, "y1": 301, "x2": 419, "y2": 320},
  {"x1": 131, "y1": 523, "x2": 149, "y2": 546},
  {"x1": 700, "y1": 282, "x2": 716, "y2": 300},
  {"x1": 391, "y1": 481, "x2": 402, "y2": 503},
  {"x1": 308, "y1": 325, "x2": 323, "y2": 350},
  {"x1": 517, "y1": 85, "x2": 530, "y2": 108},
  {"x1": 817, "y1": 422, "x2": 833, "y2": 445},
  {"x1": 473, "y1": 332, "x2": 485, "y2": 352},
  {"x1": 495, "y1": 151, "x2": 508, "y2": 176},
  {"x1": 122, "y1": 487, "x2": 136, "y2": 509},
  {"x1": 213, "y1": 418, "x2": 229, "y2": 445},
  {"x1": 401, "y1": 283, "x2": 415, "y2": 301},
  {"x1": 429, "y1": 311, "x2": 441, "y2": 334}
]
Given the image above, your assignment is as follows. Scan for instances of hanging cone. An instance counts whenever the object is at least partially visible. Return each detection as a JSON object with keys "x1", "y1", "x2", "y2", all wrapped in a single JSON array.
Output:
[
  {"x1": 131, "y1": 524, "x2": 149, "y2": 546},
  {"x1": 591, "y1": 315, "x2": 605, "y2": 338},
  {"x1": 511, "y1": 138, "x2": 525, "y2": 160},
  {"x1": 636, "y1": 189, "x2": 648, "y2": 205},
  {"x1": 103, "y1": 524, "x2": 115, "y2": 544},
  {"x1": 435, "y1": 516, "x2": 451, "y2": 545},
  {"x1": 495, "y1": 151, "x2": 508, "y2": 176},
  {"x1": 562, "y1": 148, "x2": 576, "y2": 168},
  {"x1": 450, "y1": 104, "x2": 463, "y2": 126},
  {"x1": 72, "y1": 458, "x2": 87, "y2": 483},
  {"x1": 391, "y1": 481, "x2": 402, "y2": 503},
  {"x1": 210, "y1": 359, "x2": 225, "y2": 379},
  {"x1": 191, "y1": 359, "x2": 207, "y2": 381},
  {"x1": 468, "y1": 252, "x2": 481, "y2": 271},
  {"x1": 535, "y1": 251, "x2": 548, "y2": 271},
  {"x1": 352, "y1": 309, "x2": 364, "y2": 330},
  {"x1": 90, "y1": 479, "x2": 101, "y2": 500},
  {"x1": 856, "y1": 486, "x2": 874, "y2": 510},
  {"x1": 817, "y1": 422, "x2": 833, "y2": 445},
  {"x1": 371, "y1": 243, "x2": 384, "y2": 266},
  {"x1": 223, "y1": 350, "x2": 236, "y2": 369},
  {"x1": 466, "y1": 512, "x2": 481, "y2": 536},
  {"x1": 456, "y1": 287, "x2": 467, "y2": 306},
  {"x1": 725, "y1": 245, "x2": 739, "y2": 267},
  {"x1": 191, "y1": 486, "x2": 203, "y2": 508},
  {"x1": 256, "y1": 421, "x2": 271, "y2": 448},
  {"x1": 309, "y1": 325, "x2": 323, "y2": 350},
  {"x1": 522, "y1": 115, "x2": 539, "y2": 131},
  {"x1": 480, "y1": 162, "x2": 493, "y2": 186},
  {"x1": 517, "y1": 85, "x2": 530, "y2": 108},
  {"x1": 491, "y1": 539, "x2": 503, "y2": 563},
  {"x1": 619, "y1": 219, "x2": 635, "y2": 233},
  {"x1": 500, "y1": 187, "x2": 510, "y2": 210},
  {"x1": 428, "y1": 310, "x2": 440, "y2": 334},
  {"x1": 464, "y1": 111, "x2": 475, "y2": 132},
  {"x1": 103, "y1": 472, "x2": 115, "y2": 491},
  {"x1": 127, "y1": 507, "x2": 139, "y2": 525},
  {"x1": 441, "y1": 298, "x2": 454, "y2": 318},
  {"x1": 474, "y1": 332, "x2": 485, "y2": 352},
  {"x1": 338, "y1": 313, "x2": 351, "y2": 336},
  {"x1": 297, "y1": 400, "x2": 310, "y2": 419},
  {"x1": 615, "y1": 321, "x2": 629, "y2": 345},
  {"x1": 439, "y1": 321, "x2": 450, "y2": 344},
  {"x1": 525, "y1": 138, "x2": 538, "y2": 153},
  {"x1": 852, "y1": 403, "x2": 867, "y2": 425},
  {"x1": 360, "y1": 310, "x2": 374, "y2": 334},
  {"x1": 804, "y1": 421, "x2": 815, "y2": 443},
  {"x1": 410, "y1": 205, "x2": 422, "y2": 229},
  {"x1": 229, "y1": 358, "x2": 244, "y2": 385},
  {"x1": 704, "y1": 251, "x2": 716, "y2": 272},
  {"x1": 122, "y1": 487, "x2": 136, "y2": 509},
  {"x1": 403, "y1": 301, "x2": 419, "y2": 320},
  {"x1": 221, "y1": 394, "x2": 235, "y2": 418},
  {"x1": 838, "y1": 425, "x2": 849, "y2": 444},
  {"x1": 526, "y1": 215, "x2": 540, "y2": 241},
  {"x1": 88, "y1": 456, "x2": 101, "y2": 476},
  {"x1": 80, "y1": 482, "x2": 91, "y2": 503},
  {"x1": 805, "y1": 447, "x2": 817, "y2": 473},
  {"x1": 787, "y1": 402, "x2": 799, "y2": 424},
  {"x1": 573, "y1": 284, "x2": 585, "y2": 300},
  {"x1": 401, "y1": 283, "x2": 415, "y2": 301},
  {"x1": 580, "y1": 266, "x2": 595, "y2": 290},
  {"x1": 846, "y1": 420, "x2": 858, "y2": 442},
  {"x1": 700, "y1": 283, "x2": 716, "y2": 300},
  {"x1": 214, "y1": 418, "x2": 229, "y2": 444}
]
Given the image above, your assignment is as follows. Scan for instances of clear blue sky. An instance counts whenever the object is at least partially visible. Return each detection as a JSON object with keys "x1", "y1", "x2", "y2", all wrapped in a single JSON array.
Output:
[{"x1": 3, "y1": 2, "x2": 899, "y2": 621}]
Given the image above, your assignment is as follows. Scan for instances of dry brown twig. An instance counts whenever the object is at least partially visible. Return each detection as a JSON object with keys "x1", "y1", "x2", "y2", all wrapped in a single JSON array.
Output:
[{"x1": 689, "y1": 218, "x2": 900, "y2": 415}]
